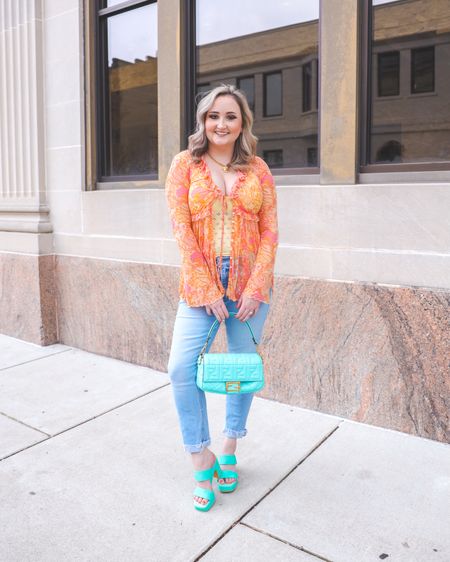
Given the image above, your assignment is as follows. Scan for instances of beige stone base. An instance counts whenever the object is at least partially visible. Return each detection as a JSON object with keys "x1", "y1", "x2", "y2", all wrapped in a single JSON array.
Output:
[
  {"x1": 2, "y1": 253, "x2": 449, "y2": 443},
  {"x1": 0, "y1": 253, "x2": 57, "y2": 345}
]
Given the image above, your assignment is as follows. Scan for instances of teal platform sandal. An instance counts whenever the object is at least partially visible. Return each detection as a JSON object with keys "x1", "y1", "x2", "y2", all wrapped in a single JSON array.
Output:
[
  {"x1": 193, "y1": 457, "x2": 223, "y2": 512},
  {"x1": 217, "y1": 454, "x2": 238, "y2": 493}
]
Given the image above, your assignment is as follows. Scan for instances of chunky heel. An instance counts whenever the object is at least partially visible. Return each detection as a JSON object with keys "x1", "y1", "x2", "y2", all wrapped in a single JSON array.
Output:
[
  {"x1": 217, "y1": 454, "x2": 238, "y2": 493},
  {"x1": 193, "y1": 458, "x2": 222, "y2": 511}
]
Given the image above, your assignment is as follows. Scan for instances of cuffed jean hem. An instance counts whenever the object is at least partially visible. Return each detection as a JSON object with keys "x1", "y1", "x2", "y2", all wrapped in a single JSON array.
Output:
[
  {"x1": 222, "y1": 428, "x2": 248, "y2": 438},
  {"x1": 183, "y1": 438, "x2": 211, "y2": 454}
]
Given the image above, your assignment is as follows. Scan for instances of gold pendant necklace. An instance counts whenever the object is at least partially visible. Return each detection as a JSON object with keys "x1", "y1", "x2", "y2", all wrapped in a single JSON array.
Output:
[{"x1": 207, "y1": 152, "x2": 231, "y2": 172}]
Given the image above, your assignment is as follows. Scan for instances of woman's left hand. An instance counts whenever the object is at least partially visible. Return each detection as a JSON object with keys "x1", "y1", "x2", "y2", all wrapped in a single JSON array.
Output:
[{"x1": 235, "y1": 294, "x2": 260, "y2": 322}]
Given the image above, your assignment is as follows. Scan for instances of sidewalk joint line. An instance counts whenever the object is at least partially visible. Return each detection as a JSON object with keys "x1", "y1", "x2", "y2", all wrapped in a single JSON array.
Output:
[
  {"x1": 240, "y1": 522, "x2": 334, "y2": 561},
  {"x1": 194, "y1": 423, "x2": 341, "y2": 561},
  {"x1": 0, "y1": 382, "x2": 170, "y2": 463},
  {"x1": 0, "y1": 348, "x2": 72, "y2": 372},
  {"x1": 0, "y1": 410, "x2": 51, "y2": 437}
]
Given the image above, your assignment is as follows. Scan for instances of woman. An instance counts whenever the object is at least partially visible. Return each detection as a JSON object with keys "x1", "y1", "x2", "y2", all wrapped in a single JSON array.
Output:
[{"x1": 165, "y1": 84, "x2": 278, "y2": 512}]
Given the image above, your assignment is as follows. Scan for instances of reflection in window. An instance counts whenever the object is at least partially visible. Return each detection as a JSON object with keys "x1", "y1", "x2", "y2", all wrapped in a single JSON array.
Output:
[
  {"x1": 411, "y1": 46, "x2": 434, "y2": 94},
  {"x1": 367, "y1": 0, "x2": 450, "y2": 165},
  {"x1": 263, "y1": 149, "x2": 283, "y2": 168},
  {"x1": 197, "y1": 83, "x2": 211, "y2": 100},
  {"x1": 195, "y1": 0, "x2": 320, "y2": 170},
  {"x1": 302, "y1": 62, "x2": 312, "y2": 112},
  {"x1": 264, "y1": 72, "x2": 282, "y2": 117},
  {"x1": 237, "y1": 76, "x2": 255, "y2": 112},
  {"x1": 315, "y1": 59, "x2": 319, "y2": 109},
  {"x1": 376, "y1": 140, "x2": 403, "y2": 163},
  {"x1": 98, "y1": 1, "x2": 158, "y2": 178},
  {"x1": 307, "y1": 147, "x2": 318, "y2": 166},
  {"x1": 377, "y1": 51, "x2": 399, "y2": 96}
]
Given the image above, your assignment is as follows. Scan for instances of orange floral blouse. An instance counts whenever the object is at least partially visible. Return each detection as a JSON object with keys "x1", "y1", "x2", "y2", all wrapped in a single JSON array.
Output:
[{"x1": 165, "y1": 149, "x2": 278, "y2": 307}]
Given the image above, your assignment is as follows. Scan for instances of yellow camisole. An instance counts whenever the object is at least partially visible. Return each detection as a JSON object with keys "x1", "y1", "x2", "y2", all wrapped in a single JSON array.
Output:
[{"x1": 212, "y1": 196, "x2": 233, "y2": 256}]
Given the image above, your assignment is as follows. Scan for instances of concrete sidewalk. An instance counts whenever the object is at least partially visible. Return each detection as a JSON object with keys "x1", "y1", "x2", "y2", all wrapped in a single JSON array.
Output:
[{"x1": 0, "y1": 334, "x2": 448, "y2": 562}]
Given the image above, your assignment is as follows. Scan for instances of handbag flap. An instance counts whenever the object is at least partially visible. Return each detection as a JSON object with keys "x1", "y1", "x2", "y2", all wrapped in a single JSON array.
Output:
[{"x1": 201, "y1": 352, "x2": 263, "y2": 382}]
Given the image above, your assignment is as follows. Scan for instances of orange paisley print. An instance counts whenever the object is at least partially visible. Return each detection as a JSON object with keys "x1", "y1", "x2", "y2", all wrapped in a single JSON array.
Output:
[{"x1": 165, "y1": 149, "x2": 278, "y2": 307}]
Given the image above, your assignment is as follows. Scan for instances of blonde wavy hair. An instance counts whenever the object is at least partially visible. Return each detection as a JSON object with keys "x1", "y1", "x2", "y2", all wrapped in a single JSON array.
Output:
[{"x1": 188, "y1": 84, "x2": 258, "y2": 171}]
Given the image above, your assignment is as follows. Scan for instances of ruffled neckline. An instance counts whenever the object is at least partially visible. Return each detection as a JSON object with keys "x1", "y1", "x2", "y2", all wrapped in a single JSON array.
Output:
[{"x1": 199, "y1": 155, "x2": 247, "y2": 199}]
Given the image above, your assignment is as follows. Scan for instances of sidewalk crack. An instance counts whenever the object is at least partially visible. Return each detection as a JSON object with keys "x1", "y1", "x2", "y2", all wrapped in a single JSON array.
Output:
[{"x1": 0, "y1": 411, "x2": 51, "y2": 436}]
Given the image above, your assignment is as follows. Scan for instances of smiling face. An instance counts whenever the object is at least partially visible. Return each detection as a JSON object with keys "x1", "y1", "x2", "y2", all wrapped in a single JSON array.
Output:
[{"x1": 204, "y1": 94, "x2": 243, "y2": 150}]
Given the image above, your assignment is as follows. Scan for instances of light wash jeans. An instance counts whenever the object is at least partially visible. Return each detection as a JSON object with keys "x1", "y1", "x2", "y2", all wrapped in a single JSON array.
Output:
[{"x1": 167, "y1": 255, "x2": 271, "y2": 453}]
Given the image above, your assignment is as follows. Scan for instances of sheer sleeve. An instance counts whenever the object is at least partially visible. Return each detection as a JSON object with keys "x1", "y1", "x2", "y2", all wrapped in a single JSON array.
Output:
[
  {"x1": 165, "y1": 151, "x2": 223, "y2": 306},
  {"x1": 242, "y1": 158, "x2": 279, "y2": 303}
]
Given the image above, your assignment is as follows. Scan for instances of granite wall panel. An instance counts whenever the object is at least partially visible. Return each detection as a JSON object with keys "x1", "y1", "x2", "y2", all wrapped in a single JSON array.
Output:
[
  {"x1": 260, "y1": 277, "x2": 449, "y2": 443},
  {"x1": 53, "y1": 256, "x2": 449, "y2": 443},
  {"x1": 0, "y1": 253, "x2": 57, "y2": 345}
]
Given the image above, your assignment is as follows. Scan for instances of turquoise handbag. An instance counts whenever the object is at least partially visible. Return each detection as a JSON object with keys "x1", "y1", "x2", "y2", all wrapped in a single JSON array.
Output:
[{"x1": 196, "y1": 312, "x2": 264, "y2": 394}]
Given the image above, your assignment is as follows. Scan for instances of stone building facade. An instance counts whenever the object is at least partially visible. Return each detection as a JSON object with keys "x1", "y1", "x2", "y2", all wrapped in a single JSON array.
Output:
[{"x1": 0, "y1": 0, "x2": 448, "y2": 442}]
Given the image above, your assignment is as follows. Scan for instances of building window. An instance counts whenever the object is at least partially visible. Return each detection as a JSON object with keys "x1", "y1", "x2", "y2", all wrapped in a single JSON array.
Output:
[
  {"x1": 377, "y1": 51, "x2": 400, "y2": 97},
  {"x1": 194, "y1": 0, "x2": 320, "y2": 171},
  {"x1": 411, "y1": 46, "x2": 434, "y2": 94},
  {"x1": 263, "y1": 72, "x2": 282, "y2": 117},
  {"x1": 362, "y1": 0, "x2": 450, "y2": 168},
  {"x1": 237, "y1": 76, "x2": 255, "y2": 113},
  {"x1": 302, "y1": 62, "x2": 312, "y2": 112},
  {"x1": 263, "y1": 149, "x2": 283, "y2": 168},
  {"x1": 96, "y1": 1, "x2": 158, "y2": 180}
]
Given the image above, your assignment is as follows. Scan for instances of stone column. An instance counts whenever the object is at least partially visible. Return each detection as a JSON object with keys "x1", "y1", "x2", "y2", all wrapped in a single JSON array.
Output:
[
  {"x1": 158, "y1": 0, "x2": 183, "y2": 179},
  {"x1": 320, "y1": 0, "x2": 359, "y2": 184},
  {"x1": 0, "y1": 0, "x2": 56, "y2": 344}
]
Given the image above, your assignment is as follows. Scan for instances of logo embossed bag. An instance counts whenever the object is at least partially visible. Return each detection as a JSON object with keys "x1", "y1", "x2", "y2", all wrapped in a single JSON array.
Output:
[{"x1": 196, "y1": 312, "x2": 264, "y2": 394}]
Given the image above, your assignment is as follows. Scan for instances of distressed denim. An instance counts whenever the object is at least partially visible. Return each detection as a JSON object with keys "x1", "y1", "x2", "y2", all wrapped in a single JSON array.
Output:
[{"x1": 167, "y1": 255, "x2": 271, "y2": 453}]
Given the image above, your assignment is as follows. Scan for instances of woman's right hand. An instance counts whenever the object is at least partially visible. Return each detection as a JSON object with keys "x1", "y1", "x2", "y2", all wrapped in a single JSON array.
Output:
[{"x1": 205, "y1": 297, "x2": 229, "y2": 323}]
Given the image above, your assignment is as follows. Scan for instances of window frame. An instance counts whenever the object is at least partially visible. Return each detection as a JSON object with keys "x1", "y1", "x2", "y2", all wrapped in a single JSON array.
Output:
[
  {"x1": 94, "y1": 0, "x2": 159, "y2": 183},
  {"x1": 182, "y1": 0, "x2": 196, "y2": 149},
  {"x1": 359, "y1": 0, "x2": 450, "y2": 173},
  {"x1": 188, "y1": 1, "x2": 320, "y2": 176}
]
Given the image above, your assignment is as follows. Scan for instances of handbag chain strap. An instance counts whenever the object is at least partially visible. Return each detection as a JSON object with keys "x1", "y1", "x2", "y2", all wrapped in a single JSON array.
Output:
[{"x1": 198, "y1": 311, "x2": 259, "y2": 360}]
